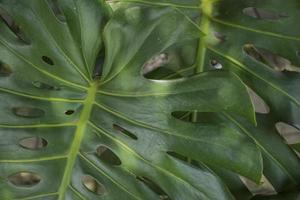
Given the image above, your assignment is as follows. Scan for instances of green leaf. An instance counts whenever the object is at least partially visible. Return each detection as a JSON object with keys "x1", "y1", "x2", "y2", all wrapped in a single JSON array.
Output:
[
  {"x1": 125, "y1": 0, "x2": 300, "y2": 197},
  {"x1": 0, "y1": 0, "x2": 263, "y2": 199},
  {"x1": 252, "y1": 191, "x2": 300, "y2": 200},
  {"x1": 291, "y1": 143, "x2": 300, "y2": 152}
]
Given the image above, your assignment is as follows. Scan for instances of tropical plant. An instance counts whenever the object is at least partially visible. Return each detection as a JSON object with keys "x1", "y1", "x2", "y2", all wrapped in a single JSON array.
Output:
[{"x1": 0, "y1": 0, "x2": 299, "y2": 199}]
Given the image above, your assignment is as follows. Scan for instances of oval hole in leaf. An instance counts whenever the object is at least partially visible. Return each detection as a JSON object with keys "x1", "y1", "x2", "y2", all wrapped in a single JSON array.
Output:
[
  {"x1": 8, "y1": 172, "x2": 41, "y2": 187},
  {"x1": 244, "y1": 44, "x2": 300, "y2": 73},
  {"x1": 0, "y1": 8, "x2": 30, "y2": 44},
  {"x1": 65, "y1": 110, "x2": 75, "y2": 115},
  {"x1": 113, "y1": 124, "x2": 138, "y2": 140},
  {"x1": 242, "y1": 7, "x2": 288, "y2": 21},
  {"x1": 213, "y1": 32, "x2": 227, "y2": 43},
  {"x1": 42, "y1": 56, "x2": 54, "y2": 66},
  {"x1": 19, "y1": 137, "x2": 48, "y2": 150},
  {"x1": 167, "y1": 151, "x2": 201, "y2": 167},
  {"x1": 210, "y1": 59, "x2": 223, "y2": 70},
  {"x1": 82, "y1": 175, "x2": 106, "y2": 195},
  {"x1": 46, "y1": 0, "x2": 66, "y2": 22},
  {"x1": 136, "y1": 176, "x2": 171, "y2": 200},
  {"x1": 0, "y1": 61, "x2": 12, "y2": 77},
  {"x1": 275, "y1": 122, "x2": 300, "y2": 144},
  {"x1": 166, "y1": 151, "x2": 188, "y2": 162},
  {"x1": 12, "y1": 107, "x2": 45, "y2": 118},
  {"x1": 143, "y1": 53, "x2": 169, "y2": 76},
  {"x1": 247, "y1": 87, "x2": 270, "y2": 114},
  {"x1": 96, "y1": 146, "x2": 122, "y2": 166},
  {"x1": 32, "y1": 81, "x2": 60, "y2": 90}
]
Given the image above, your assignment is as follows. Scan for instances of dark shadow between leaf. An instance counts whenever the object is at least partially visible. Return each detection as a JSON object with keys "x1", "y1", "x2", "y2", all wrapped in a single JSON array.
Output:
[
  {"x1": 243, "y1": 7, "x2": 288, "y2": 21},
  {"x1": 113, "y1": 124, "x2": 138, "y2": 140},
  {"x1": 136, "y1": 176, "x2": 171, "y2": 200},
  {"x1": 0, "y1": 60, "x2": 12, "y2": 77},
  {"x1": 0, "y1": 7, "x2": 30, "y2": 44}
]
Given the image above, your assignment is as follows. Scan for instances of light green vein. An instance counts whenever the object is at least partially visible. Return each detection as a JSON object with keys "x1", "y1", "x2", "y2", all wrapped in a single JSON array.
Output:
[
  {"x1": 69, "y1": 185, "x2": 87, "y2": 200},
  {"x1": 79, "y1": 152, "x2": 142, "y2": 200},
  {"x1": 106, "y1": 0, "x2": 199, "y2": 9},
  {"x1": 89, "y1": 122, "x2": 210, "y2": 199},
  {"x1": 161, "y1": 66, "x2": 195, "y2": 79},
  {"x1": 0, "y1": 87, "x2": 84, "y2": 103},
  {"x1": 15, "y1": 192, "x2": 58, "y2": 200},
  {"x1": 0, "y1": 123, "x2": 76, "y2": 129},
  {"x1": 0, "y1": 155, "x2": 67, "y2": 163},
  {"x1": 211, "y1": 18, "x2": 300, "y2": 41},
  {"x1": 97, "y1": 88, "x2": 204, "y2": 97},
  {"x1": 208, "y1": 46, "x2": 300, "y2": 107}
]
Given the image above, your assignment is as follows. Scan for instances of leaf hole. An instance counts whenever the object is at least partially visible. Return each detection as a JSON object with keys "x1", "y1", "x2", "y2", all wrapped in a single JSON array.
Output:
[
  {"x1": 47, "y1": 0, "x2": 66, "y2": 22},
  {"x1": 8, "y1": 172, "x2": 41, "y2": 188},
  {"x1": 0, "y1": 61, "x2": 12, "y2": 77},
  {"x1": 96, "y1": 146, "x2": 122, "y2": 166},
  {"x1": 82, "y1": 175, "x2": 106, "y2": 195},
  {"x1": 210, "y1": 59, "x2": 223, "y2": 69},
  {"x1": 166, "y1": 151, "x2": 201, "y2": 167},
  {"x1": 213, "y1": 32, "x2": 227, "y2": 42},
  {"x1": 12, "y1": 107, "x2": 45, "y2": 118},
  {"x1": 136, "y1": 176, "x2": 171, "y2": 200},
  {"x1": 0, "y1": 8, "x2": 30, "y2": 44},
  {"x1": 167, "y1": 151, "x2": 188, "y2": 161},
  {"x1": 275, "y1": 122, "x2": 300, "y2": 144},
  {"x1": 32, "y1": 81, "x2": 60, "y2": 90},
  {"x1": 42, "y1": 56, "x2": 54, "y2": 66},
  {"x1": 247, "y1": 87, "x2": 270, "y2": 114},
  {"x1": 19, "y1": 137, "x2": 48, "y2": 150},
  {"x1": 113, "y1": 124, "x2": 138, "y2": 140},
  {"x1": 143, "y1": 53, "x2": 169, "y2": 76},
  {"x1": 65, "y1": 110, "x2": 75, "y2": 115},
  {"x1": 242, "y1": 7, "x2": 288, "y2": 21},
  {"x1": 244, "y1": 44, "x2": 300, "y2": 73},
  {"x1": 172, "y1": 111, "x2": 221, "y2": 123}
]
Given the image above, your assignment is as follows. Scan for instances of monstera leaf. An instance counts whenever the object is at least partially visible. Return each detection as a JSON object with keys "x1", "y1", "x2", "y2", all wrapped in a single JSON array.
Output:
[
  {"x1": 118, "y1": 0, "x2": 300, "y2": 199},
  {"x1": 0, "y1": 0, "x2": 298, "y2": 199}
]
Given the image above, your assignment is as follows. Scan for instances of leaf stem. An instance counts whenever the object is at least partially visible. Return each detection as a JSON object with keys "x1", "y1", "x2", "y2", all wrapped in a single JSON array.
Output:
[
  {"x1": 191, "y1": 0, "x2": 214, "y2": 158},
  {"x1": 58, "y1": 81, "x2": 99, "y2": 200},
  {"x1": 195, "y1": 0, "x2": 214, "y2": 74}
]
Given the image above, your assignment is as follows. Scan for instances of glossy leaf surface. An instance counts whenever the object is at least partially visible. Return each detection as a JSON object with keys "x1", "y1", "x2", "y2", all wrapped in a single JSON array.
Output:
[{"x1": 2, "y1": 0, "x2": 298, "y2": 199}]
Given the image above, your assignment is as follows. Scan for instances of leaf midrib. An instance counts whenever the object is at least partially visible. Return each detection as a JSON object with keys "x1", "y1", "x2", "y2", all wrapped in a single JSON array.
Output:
[{"x1": 57, "y1": 81, "x2": 99, "y2": 200}]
